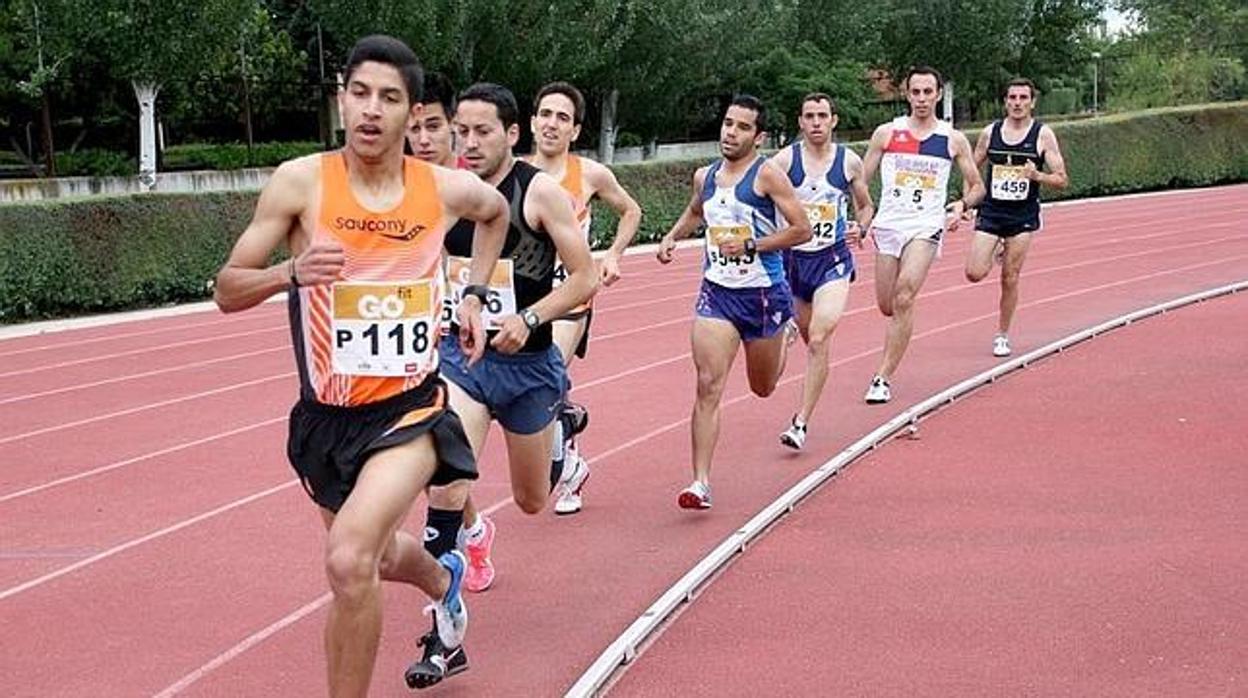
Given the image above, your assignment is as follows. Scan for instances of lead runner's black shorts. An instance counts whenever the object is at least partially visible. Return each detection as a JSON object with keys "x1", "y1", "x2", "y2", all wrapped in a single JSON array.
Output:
[{"x1": 286, "y1": 374, "x2": 477, "y2": 513}]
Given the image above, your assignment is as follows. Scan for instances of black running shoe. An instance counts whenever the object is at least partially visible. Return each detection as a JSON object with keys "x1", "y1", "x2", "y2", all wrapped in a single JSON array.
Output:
[
  {"x1": 561, "y1": 400, "x2": 589, "y2": 436},
  {"x1": 404, "y1": 631, "x2": 468, "y2": 690}
]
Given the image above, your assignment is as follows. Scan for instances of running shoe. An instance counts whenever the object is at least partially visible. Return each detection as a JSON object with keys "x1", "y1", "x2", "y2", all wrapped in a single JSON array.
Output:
[
  {"x1": 783, "y1": 317, "x2": 799, "y2": 347},
  {"x1": 779, "y1": 416, "x2": 807, "y2": 450},
  {"x1": 992, "y1": 334, "x2": 1012, "y2": 357},
  {"x1": 864, "y1": 375, "x2": 891, "y2": 404},
  {"x1": 553, "y1": 446, "x2": 590, "y2": 515},
  {"x1": 427, "y1": 551, "x2": 468, "y2": 649},
  {"x1": 677, "y1": 481, "x2": 713, "y2": 510},
  {"x1": 404, "y1": 630, "x2": 469, "y2": 690},
  {"x1": 561, "y1": 400, "x2": 590, "y2": 436},
  {"x1": 462, "y1": 516, "x2": 495, "y2": 593}
]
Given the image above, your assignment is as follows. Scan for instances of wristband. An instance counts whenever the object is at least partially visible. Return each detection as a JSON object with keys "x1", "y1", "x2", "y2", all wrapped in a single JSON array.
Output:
[
  {"x1": 743, "y1": 238, "x2": 757, "y2": 255},
  {"x1": 461, "y1": 284, "x2": 489, "y2": 305}
]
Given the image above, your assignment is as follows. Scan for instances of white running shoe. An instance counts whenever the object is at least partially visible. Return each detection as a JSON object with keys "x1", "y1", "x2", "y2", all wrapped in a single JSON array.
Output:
[
  {"x1": 427, "y1": 551, "x2": 468, "y2": 649},
  {"x1": 677, "y1": 481, "x2": 712, "y2": 510},
  {"x1": 992, "y1": 334, "x2": 1012, "y2": 357},
  {"x1": 779, "y1": 417, "x2": 807, "y2": 450},
  {"x1": 864, "y1": 375, "x2": 891, "y2": 404},
  {"x1": 553, "y1": 447, "x2": 590, "y2": 515}
]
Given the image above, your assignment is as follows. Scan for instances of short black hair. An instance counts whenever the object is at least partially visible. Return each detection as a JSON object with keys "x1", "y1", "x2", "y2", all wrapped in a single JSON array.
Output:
[
  {"x1": 1005, "y1": 77, "x2": 1037, "y2": 98},
  {"x1": 458, "y1": 82, "x2": 520, "y2": 129},
  {"x1": 800, "y1": 92, "x2": 838, "y2": 116},
  {"x1": 534, "y1": 82, "x2": 586, "y2": 125},
  {"x1": 905, "y1": 65, "x2": 944, "y2": 91},
  {"x1": 343, "y1": 35, "x2": 423, "y2": 105},
  {"x1": 729, "y1": 93, "x2": 767, "y2": 133},
  {"x1": 421, "y1": 72, "x2": 456, "y2": 116}
]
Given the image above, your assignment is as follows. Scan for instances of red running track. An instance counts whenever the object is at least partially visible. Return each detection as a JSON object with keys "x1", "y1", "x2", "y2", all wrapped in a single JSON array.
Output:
[
  {"x1": 615, "y1": 287, "x2": 1248, "y2": 697},
  {"x1": 0, "y1": 186, "x2": 1245, "y2": 696}
]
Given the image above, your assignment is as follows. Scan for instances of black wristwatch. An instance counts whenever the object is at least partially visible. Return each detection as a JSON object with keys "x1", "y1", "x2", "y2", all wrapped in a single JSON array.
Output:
[
  {"x1": 521, "y1": 308, "x2": 541, "y2": 331},
  {"x1": 743, "y1": 238, "x2": 757, "y2": 255},
  {"x1": 461, "y1": 284, "x2": 489, "y2": 305}
]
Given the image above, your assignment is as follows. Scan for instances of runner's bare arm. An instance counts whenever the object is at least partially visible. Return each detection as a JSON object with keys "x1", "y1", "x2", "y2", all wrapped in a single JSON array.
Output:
[
  {"x1": 952, "y1": 131, "x2": 986, "y2": 210},
  {"x1": 214, "y1": 158, "x2": 336, "y2": 313},
  {"x1": 585, "y1": 160, "x2": 643, "y2": 285},
  {"x1": 973, "y1": 125, "x2": 991, "y2": 170},
  {"x1": 489, "y1": 174, "x2": 599, "y2": 353},
  {"x1": 656, "y1": 167, "x2": 708, "y2": 264},
  {"x1": 860, "y1": 123, "x2": 892, "y2": 187},
  {"x1": 1030, "y1": 126, "x2": 1069, "y2": 189},
  {"x1": 844, "y1": 149, "x2": 875, "y2": 245},
  {"x1": 754, "y1": 161, "x2": 812, "y2": 252},
  {"x1": 435, "y1": 167, "x2": 510, "y2": 363}
]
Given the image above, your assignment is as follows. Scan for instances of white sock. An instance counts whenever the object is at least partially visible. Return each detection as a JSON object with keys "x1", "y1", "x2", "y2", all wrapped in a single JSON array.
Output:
[
  {"x1": 550, "y1": 418, "x2": 564, "y2": 461},
  {"x1": 462, "y1": 515, "x2": 485, "y2": 544}
]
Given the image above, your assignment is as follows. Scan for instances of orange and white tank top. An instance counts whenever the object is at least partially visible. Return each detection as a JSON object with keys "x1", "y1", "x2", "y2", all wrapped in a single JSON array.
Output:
[
  {"x1": 551, "y1": 153, "x2": 591, "y2": 308},
  {"x1": 559, "y1": 154, "x2": 592, "y2": 238},
  {"x1": 289, "y1": 152, "x2": 447, "y2": 407}
]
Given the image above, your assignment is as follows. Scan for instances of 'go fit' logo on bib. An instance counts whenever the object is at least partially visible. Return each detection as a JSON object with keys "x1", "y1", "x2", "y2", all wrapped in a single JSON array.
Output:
[
  {"x1": 332, "y1": 280, "x2": 436, "y2": 377},
  {"x1": 442, "y1": 256, "x2": 515, "y2": 329}
]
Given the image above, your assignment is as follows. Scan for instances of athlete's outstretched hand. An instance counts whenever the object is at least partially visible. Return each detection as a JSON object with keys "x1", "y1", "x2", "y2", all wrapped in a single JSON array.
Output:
[
  {"x1": 291, "y1": 242, "x2": 345, "y2": 286},
  {"x1": 656, "y1": 235, "x2": 677, "y2": 264},
  {"x1": 945, "y1": 200, "x2": 969, "y2": 234},
  {"x1": 456, "y1": 297, "x2": 487, "y2": 366},
  {"x1": 600, "y1": 253, "x2": 623, "y2": 286},
  {"x1": 490, "y1": 314, "x2": 530, "y2": 354}
]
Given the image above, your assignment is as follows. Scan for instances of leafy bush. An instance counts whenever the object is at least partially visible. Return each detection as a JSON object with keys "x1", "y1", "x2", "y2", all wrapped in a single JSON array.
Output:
[{"x1": 162, "y1": 141, "x2": 323, "y2": 170}]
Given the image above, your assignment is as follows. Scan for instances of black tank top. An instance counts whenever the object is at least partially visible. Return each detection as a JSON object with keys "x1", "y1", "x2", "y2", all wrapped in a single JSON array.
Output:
[
  {"x1": 444, "y1": 160, "x2": 556, "y2": 353},
  {"x1": 981, "y1": 119, "x2": 1046, "y2": 227}
]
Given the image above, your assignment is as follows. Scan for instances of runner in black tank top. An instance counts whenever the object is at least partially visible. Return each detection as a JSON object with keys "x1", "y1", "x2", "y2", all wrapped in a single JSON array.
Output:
[
  {"x1": 979, "y1": 119, "x2": 1046, "y2": 236},
  {"x1": 965, "y1": 78, "x2": 1069, "y2": 359},
  {"x1": 413, "y1": 84, "x2": 597, "y2": 663}
]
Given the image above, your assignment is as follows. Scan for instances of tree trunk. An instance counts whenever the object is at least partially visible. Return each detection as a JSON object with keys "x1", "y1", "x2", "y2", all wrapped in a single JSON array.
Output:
[
  {"x1": 133, "y1": 81, "x2": 161, "y2": 190},
  {"x1": 597, "y1": 88, "x2": 619, "y2": 164},
  {"x1": 943, "y1": 80, "x2": 955, "y2": 125},
  {"x1": 40, "y1": 92, "x2": 56, "y2": 177}
]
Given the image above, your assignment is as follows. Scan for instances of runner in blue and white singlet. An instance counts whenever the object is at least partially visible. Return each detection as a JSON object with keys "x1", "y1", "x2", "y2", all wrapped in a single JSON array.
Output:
[
  {"x1": 656, "y1": 95, "x2": 812, "y2": 511},
  {"x1": 860, "y1": 67, "x2": 984, "y2": 405},
  {"x1": 769, "y1": 93, "x2": 875, "y2": 450}
]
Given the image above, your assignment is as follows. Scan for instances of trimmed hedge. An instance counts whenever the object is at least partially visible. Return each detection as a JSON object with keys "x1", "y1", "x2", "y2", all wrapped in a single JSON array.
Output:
[
  {"x1": 163, "y1": 141, "x2": 323, "y2": 171},
  {"x1": 0, "y1": 192, "x2": 254, "y2": 320},
  {"x1": 2, "y1": 102, "x2": 1245, "y2": 322}
]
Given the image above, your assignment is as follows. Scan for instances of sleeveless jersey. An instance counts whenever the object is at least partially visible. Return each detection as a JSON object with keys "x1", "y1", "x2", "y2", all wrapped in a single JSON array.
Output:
[
  {"x1": 551, "y1": 153, "x2": 591, "y2": 312},
  {"x1": 872, "y1": 117, "x2": 954, "y2": 234},
  {"x1": 700, "y1": 158, "x2": 785, "y2": 289},
  {"x1": 289, "y1": 153, "x2": 447, "y2": 407},
  {"x1": 981, "y1": 119, "x2": 1045, "y2": 226},
  {"x1": 443, "y1": 160, "x2": 557, "y2": 353},
  {"x1": 784, "y1": 141, "x2": 852, "y2": 255}
]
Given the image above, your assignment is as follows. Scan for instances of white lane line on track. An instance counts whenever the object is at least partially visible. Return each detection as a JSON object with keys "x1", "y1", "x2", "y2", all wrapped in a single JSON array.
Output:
[
  {"x1": 0, "y1": 326, "x2": 288, "y2": 380},
  {"x1": 0, "y1": 418, "x2": 286, "y2": 504},
  {"x1": 0, "y1": 373, "x2": 292, "y2": 446},
  {"x1": 568, "y1": 277, "x2": 1248, "y2": 697},
  {"x1": 0, "y1": 480, "x2": 297, "y2": 602},
  {"x1": 132, "y1": 253, "x2": 1248, "y2": 696},
  {"x1": 0, "y1": 347, "x2": 288, "y2": 407}
]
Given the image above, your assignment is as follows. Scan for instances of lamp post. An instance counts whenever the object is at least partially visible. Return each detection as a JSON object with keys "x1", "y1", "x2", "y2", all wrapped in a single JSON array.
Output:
[{"x1": 1091, "y1": 51, "x2": 1102, "y2": 114}]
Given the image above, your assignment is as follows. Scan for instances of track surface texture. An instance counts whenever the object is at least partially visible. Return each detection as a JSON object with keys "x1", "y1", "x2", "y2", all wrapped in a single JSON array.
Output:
[{"x1": 1, "y1": 185, "x2": 1245, "y2": 696}]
